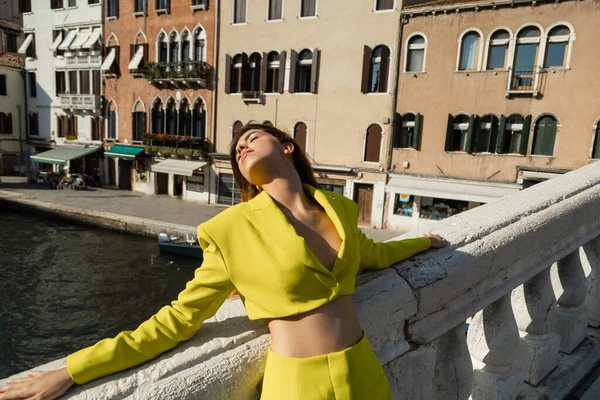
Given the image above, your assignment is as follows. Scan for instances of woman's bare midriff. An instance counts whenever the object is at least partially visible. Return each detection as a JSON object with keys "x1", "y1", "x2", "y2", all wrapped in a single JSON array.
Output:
[{"x1": 267, "y1": 295, "x2": 363, "y2": 358}]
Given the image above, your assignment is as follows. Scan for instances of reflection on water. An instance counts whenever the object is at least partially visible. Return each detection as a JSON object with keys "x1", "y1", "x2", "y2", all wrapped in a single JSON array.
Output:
[{"x1": 0, "y1": 211, "x2": 199, "y2": 379}]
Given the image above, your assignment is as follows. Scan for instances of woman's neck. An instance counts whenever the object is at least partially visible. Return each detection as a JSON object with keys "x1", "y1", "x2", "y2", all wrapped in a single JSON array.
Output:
[{"x1": 261, "y1": 177, "x2": 316, "y2": 215}]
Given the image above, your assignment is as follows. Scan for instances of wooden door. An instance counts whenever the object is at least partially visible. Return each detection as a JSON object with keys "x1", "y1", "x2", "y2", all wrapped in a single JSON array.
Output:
[{"x1": 353, "y1": 184, "x2": 373, "y2": 226}]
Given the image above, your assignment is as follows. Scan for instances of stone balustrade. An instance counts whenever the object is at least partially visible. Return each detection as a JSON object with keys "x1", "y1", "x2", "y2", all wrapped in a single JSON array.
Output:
[{"x1": 2, "y1": 162, "x2": 599, "y2": 399}]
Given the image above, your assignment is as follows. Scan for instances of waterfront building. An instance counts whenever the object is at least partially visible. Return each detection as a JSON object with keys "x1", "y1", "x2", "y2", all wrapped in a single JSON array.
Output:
[
  {"x1": 102, "y1": 0, "x2": 214, "y2": 201},
  {"x1": 385, "y1": 0, "x2": 600, "y2": 231},
  {"x1": 19, "y1": 0, "x2": 104, "y2": 179},
  {"x1": 0, "y1": 1, "x2": 24, "y2": 175},
  {"x1": 213, "y1": 0, "x2": 412, "y2": 226}
]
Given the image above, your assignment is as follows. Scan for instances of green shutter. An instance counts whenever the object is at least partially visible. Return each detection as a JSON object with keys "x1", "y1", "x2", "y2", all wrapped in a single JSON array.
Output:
[
  {"x1": 488, "y1": 116, "x2": 499, "y2": 153},
  {"x1": 496, "y1": 115, "x2": 507, "y2": 154},
  {"x1": 412, "y1": 113, "x2": 422, "y2": 150},
  {"x1": 519, "y1": 115, "x2": 532, "y2": 155},
  {"x1": 444, "y1": 114, "x2": 453, "y2": 151},
  {"x1": 393, "y1": 112, "x2": 402, "y2": 148},
  {"x1": 543, "y1": 117, "x2": 557, "y2": 156},
  {"x1": 466, "y1": 114, "x2": 477, "y2": 154}
]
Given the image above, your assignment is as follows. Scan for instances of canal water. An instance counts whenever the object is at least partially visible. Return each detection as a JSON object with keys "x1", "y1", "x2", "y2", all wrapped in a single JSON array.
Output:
[{"x1": 0, "y1": 210, "x2": 200, "y2": 379}]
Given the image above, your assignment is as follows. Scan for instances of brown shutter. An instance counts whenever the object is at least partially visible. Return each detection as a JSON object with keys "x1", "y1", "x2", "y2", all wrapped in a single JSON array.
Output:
[
  {"x1": 361, "y1": 45, "x2": 372, "y2": 94},
  {"x1": 80, "y1": 71, "x2": 90, "y2": 94},
  {"x1": 444, "y1": 114, "x2": 453, "y2": 151},
  {"x1": 130, "y1": 44, "x2": 135, "y2": 60},
  {"x1": 114, "y1": 46, "x2": 121, "y2": 74},
  {"x1": 142, "y1": 43, "x2": 149, "y2": 67},
  {"x1": 224, "y1": 54, "x2": 231, "y2": 94},
  {"x1": 260, "y1": 51, "x2": 268, "y2": 92},
  {"x1": 93, "y1": 70, "x2": 100, "y2": 95},
  {"x1": 294, "y1": 123, "x2": 307, "y2": 153},
  {"x1": 310, "y1": 48, "x2": 320, "y2": 94},
  {"x1": 288, "y1": 50, "x2": 298, "y2": 93},
  {"x1": 241, "y1": 52, "x2": 250, "y2": 91},
  {"x1": 377, "y1": 46, "x2": 390, "y2": 93},
  {"x1": 278, "y1": 50, "x2": 286, "y2": 93},
  {"x1": 365, "y1": 125, "x2": 382, "y2": 162}
]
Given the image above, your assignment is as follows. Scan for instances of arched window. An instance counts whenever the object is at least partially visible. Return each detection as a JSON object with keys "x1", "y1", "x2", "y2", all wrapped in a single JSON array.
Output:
[
  {"x1": 169, "y1": 32, "x2": 179, "y2": 63},
  {"x1": 106, "y1": 101, "x2": 117, "y2": 139},
  {"x1": 249, "y1": 52, "x2": 261, "y2": 92},
  {"x1": 192, "y1": 99, "x2": 206, "y2": 139},
  {"x1": 532, "y1": 115, "x2": 557, "y2": 156},
  {"x1": 181, "y1": 31, "x2": 190, "y2": 63},
  {"x1": 503, "y1": 114, "x2": 525, "y2": 154},
  {"x1": 132, "y1": 100, "x2": 146, "y2": 141},
  {"x1": 593, "y1": 121, "x2": 600, "y2": 160},
  {"x1": 295, "y1": 49, "x2": 313, "y2": 93},
  {"x1": 449, "y1": 114, "x2": 469, "y2": 151},
  {"x1": 294, "y1": 122, "x2": 307, "y2": 153},
  {"x1": 545, "y1": 25, "x2": 571, "y2": 68},
  {"x1": 151, "y1": 98, "x2": 164, "y2": 134},
  {"x1": 178, "y1": 98, "x2": 191, "y2": 136},
  {"x1": 364, "y1": 124, "x2": 382, "y2": 162},
  {"x1": 263, "y1": 120, "x2": 274, "y2": 127},
  {"x1": 369, "y1": 45, "x2": 390, "y2": 92},
  {"x1": 405, "y1": 35, "x2": 426, "y2": 72},
  {"x1": 486, "y1": 29, "x2": 510, "y2": 70},
  {"x1": 395, "y1": 113, "x2": 415, "y2": 148},
  {"x1": 231, "y1": 54, "x2": 244, "y2": 93},
  {"x1": 459, "y1": 31, "x2": 481, "y2": 70},
  {"x1": 475, "y1": 115, "x2": 499, "y2": 153},
  {"x1": 165, "y1": 98, "x2": 176, "y2": 134},
  {"x1": 157, "y1": 32, "x2": 168, "y2": 63},
  {"x1": 266, "y1": 51, "x2": 280, "y2": 93},
  {"x1": 232, "y1": 120, "x2": 244, "y2": 139},
  {"x1": 513, "y1": 26, "x2": 541, "y2": 87},
  {"x1": 193, "y1": 28, "x2": 206, "y2": 62}
]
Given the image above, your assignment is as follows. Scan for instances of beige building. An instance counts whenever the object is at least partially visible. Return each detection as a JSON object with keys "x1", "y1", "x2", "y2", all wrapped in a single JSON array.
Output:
[
  {"x1": 214, "y1": 0, "x2": 410, "y2": 227},
  {"x1": 385, "y1": 0, "x2": 600, "y2": 230}
]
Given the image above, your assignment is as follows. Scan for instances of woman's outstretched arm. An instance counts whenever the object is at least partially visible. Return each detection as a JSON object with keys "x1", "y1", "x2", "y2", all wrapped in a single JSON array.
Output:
[{"x1": 0, "y1": 226, "x2": 234, "y2": 399}]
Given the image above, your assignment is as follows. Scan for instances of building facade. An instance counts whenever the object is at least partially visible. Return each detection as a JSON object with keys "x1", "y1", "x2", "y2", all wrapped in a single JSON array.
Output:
[
  {"x1": 214, "y1": 0, "x2": 411, "y2": 227},
  {"x1": 102, "y1": 0, "x2": 214, "y2": 200},
  {"x1": 20, "y1": 0, "x2": 104, "y2": 178},
  {"x1": 0, "y1": 14, "x2": 24, "y2": 176},
  {"x1": 385, "y1": 0, "x2": 600, "y2": 230}
]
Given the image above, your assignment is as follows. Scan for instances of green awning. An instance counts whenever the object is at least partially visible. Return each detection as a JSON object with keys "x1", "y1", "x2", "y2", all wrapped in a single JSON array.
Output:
[
  {"x1": 30, "y1": 146, "x2": 100, "y2": 165},
  {"x1": 104, "y1": 145, "x2": 144, "y2": 160}
]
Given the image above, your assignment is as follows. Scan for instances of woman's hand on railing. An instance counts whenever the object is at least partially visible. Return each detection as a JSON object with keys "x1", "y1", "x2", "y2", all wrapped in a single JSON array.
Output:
[
  {"x1": 422, "y1": 232, "x2": 448, "y2": 249},
  {"x1": 0, "y1": 368, "x2": 75, "y2": 400}
]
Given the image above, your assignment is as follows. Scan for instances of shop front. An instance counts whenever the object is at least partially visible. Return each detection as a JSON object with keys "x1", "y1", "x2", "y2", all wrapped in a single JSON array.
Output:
[
  {"x1": 104, "y1": 145, "x2": 148, "y2": 193},
  {"x1": 29, "y1": 145, "x2": 102, "y2": 186},
  {"x1": 150, "y1": 159, "x2": 208, "y2": 202}
]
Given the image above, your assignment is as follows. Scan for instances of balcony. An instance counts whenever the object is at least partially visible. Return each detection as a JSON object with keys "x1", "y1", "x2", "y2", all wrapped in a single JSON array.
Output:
[
  {"x1": 65, "y1": 53, "x2": 102, "y2": 68},
  {"x1": 506, "y1": 65, "x2": 543, "y2": 97},
  {"x1": 143, "y1": 133, "x2": 212, "y2": 159},
  {"x1": 142, "y1": 61, "x2": 211, "y2": 88},
  {"x1": 59, "y1": 94, "x2": 101, "y2": 112}
]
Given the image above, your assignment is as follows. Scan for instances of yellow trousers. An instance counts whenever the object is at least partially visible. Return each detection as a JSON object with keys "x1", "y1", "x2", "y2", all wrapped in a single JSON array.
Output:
[{"x1": 261, "y1": 334, "x2": 393, "y2": 400}]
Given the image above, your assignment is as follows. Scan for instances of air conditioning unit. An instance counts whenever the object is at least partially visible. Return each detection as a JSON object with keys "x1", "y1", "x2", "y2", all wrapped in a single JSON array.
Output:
[{"x1": 242, "y1": 91, "x2": 263, "y2": 104}]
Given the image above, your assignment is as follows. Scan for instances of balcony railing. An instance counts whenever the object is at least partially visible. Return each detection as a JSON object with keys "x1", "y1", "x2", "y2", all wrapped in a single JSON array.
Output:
[
  {"x1": 59, "y1": 94, "x2": 101, "y2": 111},
  {"x1": 506, "y1": 65, "x2": 543, "y2": 96},
  {"x1": 65, "y1": 54, "x2": 102, "y2": 68},
  {"x1": 142, "y1": 61, "x2": 211, "y2": 88}
]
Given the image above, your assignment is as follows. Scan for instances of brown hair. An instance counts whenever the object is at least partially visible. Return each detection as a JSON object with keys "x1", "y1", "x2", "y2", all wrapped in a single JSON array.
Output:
[{"x1": 229, "y1": 123, "x2": 318, "y2": 202}]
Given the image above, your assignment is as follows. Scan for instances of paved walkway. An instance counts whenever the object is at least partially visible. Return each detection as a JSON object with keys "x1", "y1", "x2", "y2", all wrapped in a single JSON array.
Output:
[{"x1": 0, "y1": 176, "x2": 405, "y2": 242}]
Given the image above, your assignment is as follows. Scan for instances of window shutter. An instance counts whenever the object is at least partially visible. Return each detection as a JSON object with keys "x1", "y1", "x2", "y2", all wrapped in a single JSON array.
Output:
[
  {"x1": 288, "y1": 49, "x2": 298, "y2": 93},
  {"x1": 392, "y1": 112, "x2": 402, "y2": 148},
  {"x1": 465, "y1": 114, "x2": 477, "y2": 153},
  {"x1": 224, "y1": 54, "x2": 231, "y2": 94},
  {"x1": 142, "y1": 43, "x2": 149, "y2": 67},
  {"x1": 260, "y1": 52, "x2": 268, "y2": 92},
  {"x1": 488, "y1": 116, "x2": 499, "y2": 153},
  {"x1": 278, "y1": 50, "x2": 286, "y2": 93},
  {"x1": 377, "y1": 46, "x2": 390, "y2": 93},
  {"x1": 130, "y1": 44, "x2": 135, "y2": 60},
  {"x1": 141, "y1": 112, "x2": 147, "y2": 137},
  {"x1": 544, "y1": 117, "x2": 557, "y2": 156},
  {"x1": 444, "y1": 114, "x2": 453, "y2": 151},
  {"x1": 361, "y1": 45, "x2": 372, "y2": 94},
  {"x1": 114, "y1": 46, "x2": 121, "y2": 75},
  {"x1": 6, "y1": 113, "x2": 12, "y2": 134},
  {"x1": 413, "y1": 113, "x2": 422, "y2": 150},
  {"x1": 310, "y1": 48, "x2": 320, "y2": 94},
  {"x1": 519, "y1": 115, "x2": 532, "y2": 155},
  {"x1": 241, "y1": 52, "x2": 250, "y2": 91},
  {"x1": 496, "y1": 114, "x2": 507, "y2": 154}
]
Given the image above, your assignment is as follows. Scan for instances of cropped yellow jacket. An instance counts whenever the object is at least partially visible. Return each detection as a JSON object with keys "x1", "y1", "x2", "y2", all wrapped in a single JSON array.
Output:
[{"x1": 66, "y1": 184, "x2": 431, "y2": 384}]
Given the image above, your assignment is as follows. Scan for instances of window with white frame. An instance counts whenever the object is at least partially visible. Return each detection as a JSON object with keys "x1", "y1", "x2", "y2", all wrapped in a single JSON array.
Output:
[
  {"x1": 179, "y1": 98, "x2": 191, "y2": 136},
  {"x1": 504, "y1": 115, "x2": 524, "y2": 154},
  {"x1": 294, "y1": 49, "x2": 313, "y2": 93},
  {"x1": 514, "y1": 26, "x2": 541, "y2": 71},
  {"x1": 231, "y1": 54, "x2": 243, "y2": 93},
  {"x1": 249, "y1": 52, "x2": 261, "y2": 91},
  {"x1": 300, "y1": 0, "x2": 316, "y2": 17},
  {"x1": 106, "y1": 0, "x2": 118, "y2": 18},
  {"x1": 361, "y1": 45, "x2": 390, "y2": 93},
  {"x1": 192, "y1": 99, "x2": 206, "y2": 138},
  {"x1": 134, "y1": 0, "x2": 145, "y2": 14},
  {"x1": 268, "y1": 0, "x2": 283, "y2": 21},
  {"x1": 156, "y1": 0, "x2": 170, "y2": 12},
  {"x1": 475, "y1": 115, "x2": 499, "y2": 153},
  {"x1": 531, "y1": 115, "x2": 558, "y2": 156},
  {"x1": 151, "y1": 98, "x2": 164, "y2": 133},
  {"x1": 266, "y1": 51, "x2": 281, "y2": 93},
  {"x1": 375, "y1": 0, "x2": 394, "y2": 11},
  {"x1": 405, "y1": 34, "x2": 426, "y2": 72},
  {"x1": 106, "y1": 101, "x2": 117, "y2": 139},
  {"x1": 181, "y1": 31, "x2": 191, "y2": 63},
  {"x1": 233, "y1": 0, "x2": 247, "y2": 24},
  {"x1": 486, "y1": 29, "x2": 510, "y2": 70},
  {"x1": 157, "y1": 32, "x2": 167, "y2": 63},
  {"x1": 193, "y1": 28, "x2": 206, "y2": 62},
  {"x1": 450, "y1": 114, "x2": 469, "y2": 151},
  {"x1": 545, "y1": 25, "x2": 571, "y2": 68},
  {"x1": 398, "y1": 113, "x2": 415, "y2": 148},
  {"x1": 132, "y1": 101, "x2": 146, "y2": 141},
  {"x1": 459, "y1": 31, "x2": 480, "y2": 71},
  {"x1": 169, "y1": 32, "x2": 179, "y2": 63},
  {"x1": 165, "y1": 98, "x2": 176, "y2": 134}
]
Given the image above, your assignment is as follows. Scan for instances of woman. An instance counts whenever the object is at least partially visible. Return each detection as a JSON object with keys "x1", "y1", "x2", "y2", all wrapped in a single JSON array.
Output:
[{"x1": 0, "y1": 124, "x2": 446, "y2": 400}]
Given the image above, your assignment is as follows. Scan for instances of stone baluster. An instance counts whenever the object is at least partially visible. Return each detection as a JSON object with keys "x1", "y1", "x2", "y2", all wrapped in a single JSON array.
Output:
[
  {"x1": 467, "y1": 294, "x2": 523, "y2": 400},
  {"x1": 511, "y1": 268, "x2": 560, "y2": 385},
  {"x1": 583, "y1": 236, "x2": 600, "y2": 327},
  {"x1": 431, "y1": 323, "x2": 474, "y2": 400},
  {"x1": 553, "y1": 248, "x2": 589, "y2": 353}
]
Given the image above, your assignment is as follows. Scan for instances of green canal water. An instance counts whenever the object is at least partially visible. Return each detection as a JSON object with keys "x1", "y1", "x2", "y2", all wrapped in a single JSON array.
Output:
[{"x1": 0, "y1": 210, "x2": 200, "y2": 379}]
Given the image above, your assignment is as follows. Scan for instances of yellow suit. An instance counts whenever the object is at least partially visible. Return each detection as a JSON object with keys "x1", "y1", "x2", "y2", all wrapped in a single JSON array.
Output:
[{"x1": 67, "y1": 185, "x2": 430, "y2": 397}]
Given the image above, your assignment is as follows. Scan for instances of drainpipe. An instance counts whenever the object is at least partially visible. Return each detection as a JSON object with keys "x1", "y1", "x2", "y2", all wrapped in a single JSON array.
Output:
[{"x1": 20, "y1": 68, "x2": 29, "y2": 175}]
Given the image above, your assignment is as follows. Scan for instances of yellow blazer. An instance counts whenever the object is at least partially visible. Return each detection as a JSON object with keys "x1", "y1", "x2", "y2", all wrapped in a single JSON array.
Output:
[{"x1": 66, "y1": 184, "x2": 431, "y2": 384}]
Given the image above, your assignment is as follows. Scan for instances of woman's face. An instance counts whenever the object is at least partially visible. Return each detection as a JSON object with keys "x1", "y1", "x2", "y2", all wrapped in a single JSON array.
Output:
[{"x1": 235, "y1": 129, "x2": 293, "y2": 185}]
